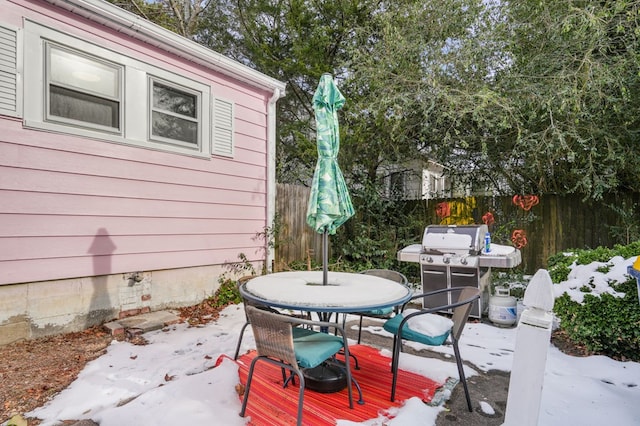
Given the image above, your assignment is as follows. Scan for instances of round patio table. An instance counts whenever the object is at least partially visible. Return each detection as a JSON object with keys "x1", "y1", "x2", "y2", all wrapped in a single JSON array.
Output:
[
  {"x1": 240, "y1": 271, "x2": 412, "y2": 394},
  {"x1": 240, "y1": 271, "x2": 412, "y2": 319}
]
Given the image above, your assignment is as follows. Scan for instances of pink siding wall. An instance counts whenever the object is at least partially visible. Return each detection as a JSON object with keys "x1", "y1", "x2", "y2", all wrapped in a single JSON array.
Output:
[{"x1": 0, "y1": 1, "x2": 275, "y2": 285}]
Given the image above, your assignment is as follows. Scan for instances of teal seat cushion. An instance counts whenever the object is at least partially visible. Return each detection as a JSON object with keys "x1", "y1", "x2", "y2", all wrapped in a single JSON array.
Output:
[
  {"x1": 292, "y1": 327, "x2": 316, "y2": 339},
  {"x1": 383, "y1": 313, "x2": 450, "y2": 346},
  {"x1": 293, "y1": 330, "x2": 344, "y2": 369},
  {"x1": 362, "y1": 307, "x2": 394, "y2": 316}
]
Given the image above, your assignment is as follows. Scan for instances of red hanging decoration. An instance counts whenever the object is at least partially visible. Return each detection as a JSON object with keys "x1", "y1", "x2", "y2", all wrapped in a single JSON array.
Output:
[
  {"x1": 511, "y1": 229, "x2": 528, "y2": 248},
  {"x1": 482, "y1": 212, "x2": 495, "y2": 226},
  {"x1": 512, "y1": 195, "x2": 539, "y2": 211},
  {"x1": 435, "y1": 202, "x2": 451, "y2": 218}
]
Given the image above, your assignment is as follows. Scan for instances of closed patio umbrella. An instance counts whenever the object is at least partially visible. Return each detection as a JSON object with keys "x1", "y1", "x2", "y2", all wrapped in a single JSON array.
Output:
[{"x1": 306, "y1": 73, "x2": 354, "y2": 285}]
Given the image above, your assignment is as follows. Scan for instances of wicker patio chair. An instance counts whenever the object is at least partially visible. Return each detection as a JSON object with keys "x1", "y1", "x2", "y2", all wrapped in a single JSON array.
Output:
[
  {"x1": 342, "y1": 269, "x2": 409, "y2": 344},
  {"x1": 240, "y1": 305, "x2": 361, "y2": 426},
  {"x1": 233, "y1": 276, "x2": 311, "y2": 360},
  {"x1": 383, "y1": 286, "x2": 480, "y2": 411},
  {"x1": 233, "y1": 276, "x2": 280, "y2": 360}
]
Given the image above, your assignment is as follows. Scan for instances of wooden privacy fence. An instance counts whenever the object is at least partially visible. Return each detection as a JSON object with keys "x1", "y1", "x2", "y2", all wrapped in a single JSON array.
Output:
[
  {"x1": 275, "y1": 183, "x2": 324, "y2": 270},
  {"x1": 276, "y1": 183, "x2": 640, "y2": 274}
]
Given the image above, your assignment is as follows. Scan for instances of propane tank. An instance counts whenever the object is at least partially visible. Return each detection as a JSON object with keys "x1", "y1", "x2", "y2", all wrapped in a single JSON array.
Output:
[{"x1": 489, "y1": 287, "x2": 517, "y2": 327}]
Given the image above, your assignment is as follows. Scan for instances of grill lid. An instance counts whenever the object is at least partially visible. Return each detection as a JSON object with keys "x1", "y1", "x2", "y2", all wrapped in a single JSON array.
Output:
[{"x1": 422, "y1": 224, "x2": 488, "y2": 255}]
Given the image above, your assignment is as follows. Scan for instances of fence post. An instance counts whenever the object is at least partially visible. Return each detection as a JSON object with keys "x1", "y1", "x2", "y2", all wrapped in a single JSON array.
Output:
[{"x1": 503, "y1": 269, "x2": 555, "y2": 426}]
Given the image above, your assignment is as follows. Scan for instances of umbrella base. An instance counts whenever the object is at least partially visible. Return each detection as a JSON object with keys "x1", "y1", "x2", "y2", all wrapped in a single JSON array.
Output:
[{"x1": 303, "y1": 362, "x2": 347, "y2": 393}]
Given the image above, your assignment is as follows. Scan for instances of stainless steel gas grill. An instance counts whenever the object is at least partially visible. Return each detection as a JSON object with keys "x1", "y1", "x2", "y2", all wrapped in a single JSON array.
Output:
[{"x1": 397, "y1": 224, "x2": 522, "y2": 318}]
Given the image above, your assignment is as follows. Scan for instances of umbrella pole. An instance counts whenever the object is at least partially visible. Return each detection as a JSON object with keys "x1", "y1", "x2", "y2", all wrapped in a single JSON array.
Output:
[{"x1": 323, "y1": 230, "x2": 328, "y2": 285}]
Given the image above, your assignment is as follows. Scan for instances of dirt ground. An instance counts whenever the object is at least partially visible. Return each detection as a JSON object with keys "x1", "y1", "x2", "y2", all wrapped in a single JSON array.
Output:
[
  {"x1": 0, "y1": 326, "x2": 113, "y2": 425},
  {"x1": 0, "y1": 304, "x2": 589, "y2": 425},
  {"x1": 0, "y1": 300, "x2": 220, "y2": 426}
]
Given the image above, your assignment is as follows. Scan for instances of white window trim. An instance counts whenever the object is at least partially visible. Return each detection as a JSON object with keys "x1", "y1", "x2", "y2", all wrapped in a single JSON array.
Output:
[
  {"x1": 148, "y1": 76, "x2": 202, "y2": 151},
  {"x1": 22, "y1": 20, "x2": 211, "y2": 158}
]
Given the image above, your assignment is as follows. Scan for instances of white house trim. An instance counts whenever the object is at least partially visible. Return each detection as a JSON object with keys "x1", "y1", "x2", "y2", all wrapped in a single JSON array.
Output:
[
  {"x1": 266, "y1": 87, "x2": 281, "y2": 272},
  {"x1": 45, "y1": 0, "x2": 287, "y2": 95}
]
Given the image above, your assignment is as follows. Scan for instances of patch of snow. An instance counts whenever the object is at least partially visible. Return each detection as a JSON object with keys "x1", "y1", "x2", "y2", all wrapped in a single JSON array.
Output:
[
  {"x1": 479, "y1": 400, "x2": 495, "y2": 415},
  {"x1": 22, "y1": 256, "x2": 640, "y2": 426}
]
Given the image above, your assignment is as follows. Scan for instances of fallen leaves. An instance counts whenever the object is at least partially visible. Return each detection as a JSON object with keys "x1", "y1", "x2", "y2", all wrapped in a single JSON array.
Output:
[
  {"x1": 177, "y1": 300, "x2": 222, "y2": 326},
  {"x1": 235, "y1": 383, "x2": 245, "y2": 396},
  {"x1": 0, "y1": 299, "x2": 225, "y2": 424},
  {"x1": 0, "y1": 326, "x2": 112, "y2": 424}
]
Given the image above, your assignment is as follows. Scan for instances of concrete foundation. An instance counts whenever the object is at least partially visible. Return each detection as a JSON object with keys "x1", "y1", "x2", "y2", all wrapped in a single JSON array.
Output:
[{"x1": 0, "y1": 264, "x2": 225, "y2": 345}]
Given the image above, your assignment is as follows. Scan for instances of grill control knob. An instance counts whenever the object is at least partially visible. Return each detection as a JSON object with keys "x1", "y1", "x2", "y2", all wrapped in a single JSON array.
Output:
[
  {"x1": 443, "y1": 257, "x2": 450, "y2": 264},
  {"x1": 426, "y1": 256, "x2": 433, "y2": 263},
  {"x1": 461, "y1": 257, "x2": 468, "y2": 265}
]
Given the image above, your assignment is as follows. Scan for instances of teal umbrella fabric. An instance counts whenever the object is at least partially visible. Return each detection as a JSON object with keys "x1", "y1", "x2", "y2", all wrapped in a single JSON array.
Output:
[
  {"x1": 306, "y1": 74, "x2": 354, "y2": 284},
  {"x1": 306, "y1": 73, "x2": 354, "y2": 235}
]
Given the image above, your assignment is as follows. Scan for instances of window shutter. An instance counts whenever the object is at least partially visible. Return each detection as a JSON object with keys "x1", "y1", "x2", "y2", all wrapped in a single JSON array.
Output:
[
  {"x1": 0, "y1": 25, "x2": 18, "y2": 117},
  {"x1": 212, "y1": 97, "x2": 234, "y2": 156}
]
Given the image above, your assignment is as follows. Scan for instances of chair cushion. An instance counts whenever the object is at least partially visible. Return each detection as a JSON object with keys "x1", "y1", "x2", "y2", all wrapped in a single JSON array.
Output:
[
  {"x1": 404, "y1": 309, "x2": 454, "y2": 337},
  {"x1": 383, "y1": 312, "x2": 451, "y2": 346},
  {"x1": 293, "y1": 329, "x2": 344, "y2": 369},
  {"x1": 347, "y1": 306, "x2": 394, "y2": 317},
  {"x1": 362, "y1": 307, "x2": 394, "y2": 316}
]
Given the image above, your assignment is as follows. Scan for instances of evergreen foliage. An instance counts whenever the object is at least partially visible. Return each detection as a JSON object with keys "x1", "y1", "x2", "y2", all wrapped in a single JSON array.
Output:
[
  {"x1": 550, "y1": 241, "x2": 640, "y2": 361},
  {"x1": 554, "y1": 278, "x2": 640, "y2": 361},
  {"x1": 547, "y1": 241, "x2": 640, "y2": 282}
]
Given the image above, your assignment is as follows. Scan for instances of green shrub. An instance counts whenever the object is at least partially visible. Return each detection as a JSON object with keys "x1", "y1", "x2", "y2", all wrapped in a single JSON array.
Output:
[
  {"x1": 212, "y1": 277, "x2": 242, "y2": 306},
  {"x1": 574, "y1": 246, "x2": 617, "y2": 265},
  {"x1": 547, "y1": 252, "x2": 574, "y2": 283},
  {"x1": 615, "y1": 241, "x2": 640, "y2": 259},
  {"x1": 547, "y1": 242, "x2": 640, "y2": 283},
  {"x1": 554, "y1": 277, "x2": 640, "y2": 361},
  {"x1": 549, "y1": 241, "x2": 640, "y2": 361},
  {"x1": 205, "y1": 253, "x2": 256, "y2": 308}
]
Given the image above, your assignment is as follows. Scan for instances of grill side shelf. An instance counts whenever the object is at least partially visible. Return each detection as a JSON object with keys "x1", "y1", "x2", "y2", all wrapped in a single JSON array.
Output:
[
  {"x1": 478, "y1": 249, "x2": 522, "y2": 268},
  {"x1": 396, "y1": 244, "x2": 422, "y2": 263}
]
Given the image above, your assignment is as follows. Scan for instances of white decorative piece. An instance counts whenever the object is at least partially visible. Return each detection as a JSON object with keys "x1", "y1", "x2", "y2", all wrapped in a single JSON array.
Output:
[
  {"x1": 503, "y1": 268, "x2": 555, "y2": 426},
  {"x1": 522, "y1": 269, "x2": 555, "y2": 312}
]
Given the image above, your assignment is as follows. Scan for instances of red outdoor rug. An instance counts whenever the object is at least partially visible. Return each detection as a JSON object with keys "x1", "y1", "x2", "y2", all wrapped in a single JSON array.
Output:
[{"x1": 236, "y1": 344, "x2": 449, "y2": 425}]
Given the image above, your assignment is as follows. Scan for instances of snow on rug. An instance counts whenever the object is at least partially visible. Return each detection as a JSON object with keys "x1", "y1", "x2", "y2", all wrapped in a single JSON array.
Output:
[{"x1": 236, "y1": 344, "x2": 452, "y2": 425}]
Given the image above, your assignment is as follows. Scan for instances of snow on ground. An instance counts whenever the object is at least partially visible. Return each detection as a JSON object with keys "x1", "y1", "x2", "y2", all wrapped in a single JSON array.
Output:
[{"x1": 18, "y1": 256, "x2": 640, "y2": 426}]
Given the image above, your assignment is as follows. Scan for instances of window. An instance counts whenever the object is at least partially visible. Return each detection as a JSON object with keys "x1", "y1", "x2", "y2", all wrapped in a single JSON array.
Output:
[
  {"x1": 45, "y1": 43, "x2": 122, "y2": 132},
  {"x1": 23, "y1": 21, "x2": 213, "y2": 158},
  {"x1": 389, "y1": 171, "x2": 405, "y2": 197},
  {"x1": 423, "y1": 169, "x2": 452, "y2": 199},
  {"x1": 149, "y1": 79, "x2": 200, "y2": 148}
]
